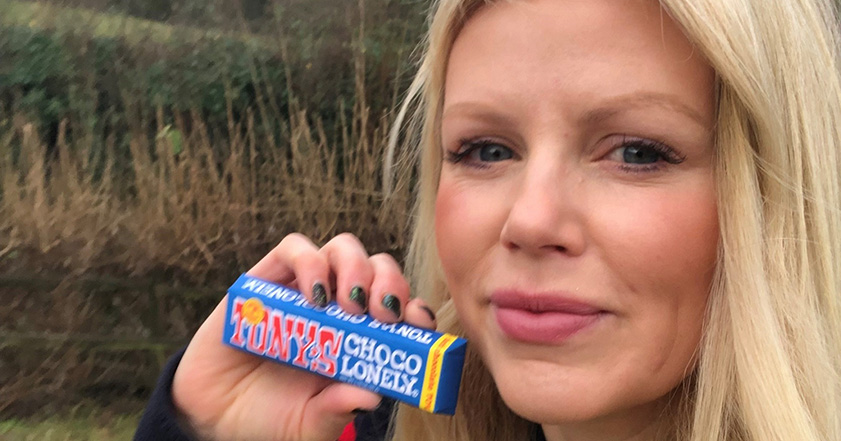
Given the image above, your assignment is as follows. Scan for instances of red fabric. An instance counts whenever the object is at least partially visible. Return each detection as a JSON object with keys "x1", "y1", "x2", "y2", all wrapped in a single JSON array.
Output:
[{"x1": 337, "y1": 422, "x2": 356, "y2": 441}]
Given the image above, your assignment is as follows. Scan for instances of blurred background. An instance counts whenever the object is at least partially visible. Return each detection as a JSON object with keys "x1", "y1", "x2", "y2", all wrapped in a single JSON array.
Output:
[{"x1": 0, "y1": 0, "x2": 426, "y2": 438}]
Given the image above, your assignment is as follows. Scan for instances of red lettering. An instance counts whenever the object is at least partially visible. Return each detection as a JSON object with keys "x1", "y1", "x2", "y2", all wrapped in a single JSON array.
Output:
[
  {"x1": 284, "y1": 315, "x2": 296, "y2": 361},
  {"x1": 230, "y1": 297, "x2": 246, "y2": 347},
  {"x1": 312, "y1": 327, "x2": 344, "y2": 377},
  {"x1": 265, "y1": 309, "x2": 290, "y2": 361},
  {"x1": 422, "y1": 350, "x2": 443, "y2": 408},
  {"x1": 290, "y1": 317, "x2": 307, "y2": 367},
  {"x1": 293, "y1": 320, "x2": 319, "y2": 368},
  {"x1": 246, "y1": 305, "x2": 270, "y2": 355}
]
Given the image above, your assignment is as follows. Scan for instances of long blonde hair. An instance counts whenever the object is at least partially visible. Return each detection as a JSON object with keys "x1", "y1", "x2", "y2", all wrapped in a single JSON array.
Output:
[{"x1": 386, "y1": 0, "x2": 841, "y2": 439}]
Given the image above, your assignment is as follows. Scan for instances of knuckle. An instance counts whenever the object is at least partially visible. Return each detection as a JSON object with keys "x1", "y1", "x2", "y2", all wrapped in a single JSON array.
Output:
[
  {"x1": 278, "y1": 232, "x2": 307, "y2": 246},
  {"x1": 334, "y1": 232, "x2": 362, "y2": 245},
  {"x1": 324, "y1": 233, "x2": 366, "y2": 255},
  {"x1": 370, "y1": 252, "x2": 400, "y2": 268}
]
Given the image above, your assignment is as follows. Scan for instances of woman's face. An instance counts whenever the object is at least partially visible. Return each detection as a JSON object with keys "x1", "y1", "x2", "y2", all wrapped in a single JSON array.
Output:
[{"x1": 435, "y1": 0, "x2": 718, "y2": 432}]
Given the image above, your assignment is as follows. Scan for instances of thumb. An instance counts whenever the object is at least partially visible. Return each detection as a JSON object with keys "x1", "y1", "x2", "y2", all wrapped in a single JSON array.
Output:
[{"x1": 300, "y1": 383, "x2": 383, "y2": 440}]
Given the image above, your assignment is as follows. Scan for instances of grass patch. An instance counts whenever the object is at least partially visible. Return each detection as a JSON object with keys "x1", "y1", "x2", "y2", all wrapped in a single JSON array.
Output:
[
  {"x1": 0, "y1": 411, "x2": 140, "y2": 441},
  {"x1": 0, "y1": 0, "x2": 269, "y2": 47}
]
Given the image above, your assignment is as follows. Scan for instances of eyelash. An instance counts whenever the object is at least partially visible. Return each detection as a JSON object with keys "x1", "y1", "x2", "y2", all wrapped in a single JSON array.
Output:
[
  {"x1": 444, "y1": 136, "x2": 686, "y2": 173},
  {"x1": 444, "y1": 138, "x2": 504, "y2": 169},
  {"x1": 613, "y1": 136, "x2": 686, "y2": 173}
]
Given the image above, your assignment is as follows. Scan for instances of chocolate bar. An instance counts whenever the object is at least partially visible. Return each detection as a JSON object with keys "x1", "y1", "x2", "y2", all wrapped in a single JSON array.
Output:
[{"x1": 222, "y1": 274, "x2": 467, "y2": 415}]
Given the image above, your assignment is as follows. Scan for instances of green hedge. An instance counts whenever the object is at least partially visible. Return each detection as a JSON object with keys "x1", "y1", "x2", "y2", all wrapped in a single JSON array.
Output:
[
  {"x1": 1, "y1": 25, "x2": 287, "y2": 146},
  {"x1": 0, "y1": 0, "x2": 425, "y2": 155}
]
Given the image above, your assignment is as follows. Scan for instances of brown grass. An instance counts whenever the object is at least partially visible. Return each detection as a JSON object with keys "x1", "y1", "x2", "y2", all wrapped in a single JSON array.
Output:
[
  {"x1": 0, "y1": 51, "x2": 415, "y2": 285},
  {"x1": 0, "y1": 8, "x2": 418, "y2": 417}
]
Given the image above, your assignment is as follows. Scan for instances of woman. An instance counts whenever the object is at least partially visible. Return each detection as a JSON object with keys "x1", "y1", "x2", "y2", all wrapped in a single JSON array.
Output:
[{"x1": 135, "y1": 0, "x2": 841, "y2": 440}]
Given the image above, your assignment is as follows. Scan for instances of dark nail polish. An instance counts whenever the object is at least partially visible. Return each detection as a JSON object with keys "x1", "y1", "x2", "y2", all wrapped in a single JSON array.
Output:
[
  {"x1": 420, "y1": 305, "x2": 437, "y2": 323},
  {"x1": 312, "y1": 282, "x2": 328, "y2": 306},
  {"x1": 382, "y1": 294, "x2": 401, "y2": 319},
  {"x1": 350, "y1": 286, "x2": 367, "y2": 311}
]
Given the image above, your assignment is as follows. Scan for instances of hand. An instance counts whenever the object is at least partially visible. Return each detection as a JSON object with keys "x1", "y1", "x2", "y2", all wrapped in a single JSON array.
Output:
[{"x1": 171, "y1": 233, "x2": 437, "y2": 441}]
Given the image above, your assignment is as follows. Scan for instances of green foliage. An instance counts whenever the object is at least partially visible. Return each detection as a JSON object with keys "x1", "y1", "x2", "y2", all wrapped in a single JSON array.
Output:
[
  {"x1": 0, "y1": 27, "x2": 71, "y2": 127},
  {"x1": 156, "y1": 124, "x2": 183, "y2": 155},
  {"x1": 0, "y1": 23, "x2": 288, "y2": 149},
  {"x1": 0, "y1": 0, "x2": 425, "y2": 157}
]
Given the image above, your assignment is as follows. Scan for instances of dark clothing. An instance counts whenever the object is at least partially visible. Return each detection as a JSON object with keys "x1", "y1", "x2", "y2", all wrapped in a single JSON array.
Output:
[
  {"x1": 134, "y1": 350, "x2": 546, "y2": 441},
  {"x1": 133, "y1": 348, "x2": 192, "y2": 441}
]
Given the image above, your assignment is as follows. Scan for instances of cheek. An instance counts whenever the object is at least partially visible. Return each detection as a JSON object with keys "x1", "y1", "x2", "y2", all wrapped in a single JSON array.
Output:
[
  {"x1": 605, "y1": 192, "x2": 718, "y2": 282},
  {"x1": 434, "y1": 180, "x2": 461, "y2": 276},
  {"x1": 597, "y1": 183, "x2": 718, "y2": 370},
  {"x1": 434, "y1": 177, "x2": 503, "y2": 287}
]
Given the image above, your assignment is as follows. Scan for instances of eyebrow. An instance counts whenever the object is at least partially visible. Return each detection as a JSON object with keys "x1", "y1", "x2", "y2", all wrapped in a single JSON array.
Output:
[
  {"x1": 441, "y1": 101, "x2": 516, "y2": 126},
  {"x1": 580, "y1": 92, "x2": 709, "y2": 128},
  {"x1": 442, "y1": 92, "x2": 710, "y2": 128}
]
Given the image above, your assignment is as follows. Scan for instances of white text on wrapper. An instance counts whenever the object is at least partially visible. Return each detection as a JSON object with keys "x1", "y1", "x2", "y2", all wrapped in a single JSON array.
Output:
[{"x1": 340, "y1": 333, "x2": 422, "y2": 396}]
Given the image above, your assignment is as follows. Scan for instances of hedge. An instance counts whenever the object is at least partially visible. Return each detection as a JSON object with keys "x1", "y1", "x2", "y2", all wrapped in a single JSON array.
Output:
[{"x1": 0, "y1": 0, "x2": 425, "y2": 156}]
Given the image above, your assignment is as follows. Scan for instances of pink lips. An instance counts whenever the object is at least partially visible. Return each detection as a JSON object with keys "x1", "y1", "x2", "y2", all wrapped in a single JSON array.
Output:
[{"x1": 490, "y1": 290, "x2": 605, "y2": 344}]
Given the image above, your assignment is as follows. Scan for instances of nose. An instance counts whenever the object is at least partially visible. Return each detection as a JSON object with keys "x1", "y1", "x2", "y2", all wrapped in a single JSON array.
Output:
[{"x1": 499, "y1": 157, "x2": 587, "y2": 257}]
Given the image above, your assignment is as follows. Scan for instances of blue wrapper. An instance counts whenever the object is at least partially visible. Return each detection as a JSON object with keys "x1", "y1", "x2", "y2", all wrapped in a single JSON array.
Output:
[{"x1": 222, "y1": 274, "x2": 467, "y2": 414}]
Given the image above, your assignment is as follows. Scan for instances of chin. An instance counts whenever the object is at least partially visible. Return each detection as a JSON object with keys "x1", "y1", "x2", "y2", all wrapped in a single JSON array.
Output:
[{"x1": 490, "y1": 365, "x2": 611, "y2": 424}]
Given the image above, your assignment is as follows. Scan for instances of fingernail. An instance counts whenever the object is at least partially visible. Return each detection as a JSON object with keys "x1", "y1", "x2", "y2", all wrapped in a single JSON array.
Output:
[
  {"x1": 382, "y1": 294, "x2": 401, "y2": 319},
  {"x1": 312, "y1": 282, "x2": 328, "y2": 306},
  {"x1": 350, "y1": 286, "x2": 367, "y2": 312},
  {"x1": 420, "y1": 305, "x2": 437, "y2": 322}
]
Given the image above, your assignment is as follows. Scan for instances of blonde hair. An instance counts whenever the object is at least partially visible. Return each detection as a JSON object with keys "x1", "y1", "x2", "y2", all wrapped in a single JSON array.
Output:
[{"x1": 385, "y1": 0, "x2": 841, "y2": 439}]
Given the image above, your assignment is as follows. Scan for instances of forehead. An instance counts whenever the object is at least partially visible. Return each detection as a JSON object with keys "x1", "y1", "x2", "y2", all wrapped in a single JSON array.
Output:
[{"x1": 443, "y1": 0, "x2": 715, "y2": 124}]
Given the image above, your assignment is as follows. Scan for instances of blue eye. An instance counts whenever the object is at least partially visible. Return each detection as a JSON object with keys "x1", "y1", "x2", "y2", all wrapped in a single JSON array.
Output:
[
  {"x1": 622, "y1": 143, "x2": 661, "y2": 164},
  {"x1": 445, "y1": 139, "x2": 515, "y2": 166},
  {"x1": 608, "y1": 138, "x2": 685, "y2": 168},
  {"x1": 477, "y1": 143, "x2": 513, "y2": 162}
]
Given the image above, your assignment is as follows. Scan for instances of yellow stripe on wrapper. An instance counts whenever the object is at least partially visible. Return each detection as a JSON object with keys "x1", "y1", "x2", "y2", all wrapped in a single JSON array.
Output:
[{"x1": 419, "y1": 334, "x2": 458, "y2": 412}]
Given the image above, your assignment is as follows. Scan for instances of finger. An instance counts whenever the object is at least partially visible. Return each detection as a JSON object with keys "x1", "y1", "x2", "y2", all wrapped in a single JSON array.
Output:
[
  {"x1": 301, "y1": 383, "x2": 382, "y2": 441},
  {"x1": 367, "y1": 253, "x2": 410, "y2": 322},
  {"x1": 321, "y1": 233, "x2": 374, "y2": 314},
  {"x1": 247, "y1": 233, "x2": 331, "y2": 306},
  {"x1": 404, "y1": 298, "x2": 437, "y2": 330},
  {"x1": 247, "y1": 233, "x2": 314, "y2": 283}
]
